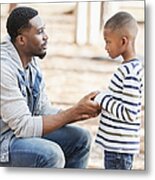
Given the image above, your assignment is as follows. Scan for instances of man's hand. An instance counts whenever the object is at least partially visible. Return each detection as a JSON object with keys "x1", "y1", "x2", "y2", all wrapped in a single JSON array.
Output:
[
  {"x1": 72, "y1": 91, "x2": 101, "y2": 121},
  {"x1": 42, "y1": 91, "x2": 101, "y2": 135}
]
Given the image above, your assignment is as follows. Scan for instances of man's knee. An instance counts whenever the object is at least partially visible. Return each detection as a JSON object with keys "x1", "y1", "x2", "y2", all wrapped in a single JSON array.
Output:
[
  {"x1": 73, "y1": 126, "x2": 92, "y2": 149},
  {"x1": 80, "y1": 128, "x2": 92, "y2": 148},
  {"x1": 36, "y1": 141, "x2": 65, "y2": 168}
]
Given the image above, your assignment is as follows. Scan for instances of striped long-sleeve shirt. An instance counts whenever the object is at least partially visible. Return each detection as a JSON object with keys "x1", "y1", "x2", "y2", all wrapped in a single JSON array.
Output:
[{"x1": 94, "y1": 59, "x2": 144, "y2": 154}]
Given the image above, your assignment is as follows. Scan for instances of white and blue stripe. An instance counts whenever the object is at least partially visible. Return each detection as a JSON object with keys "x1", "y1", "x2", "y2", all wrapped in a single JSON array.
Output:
[{"x1": 95, "y1": 59, "x2": 144, "y2": 154}]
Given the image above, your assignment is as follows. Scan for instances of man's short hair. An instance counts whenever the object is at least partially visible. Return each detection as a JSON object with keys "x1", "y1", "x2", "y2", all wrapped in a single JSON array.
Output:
[{"x1": 6, "y1": 6, "x2": 38, "y2": 42}]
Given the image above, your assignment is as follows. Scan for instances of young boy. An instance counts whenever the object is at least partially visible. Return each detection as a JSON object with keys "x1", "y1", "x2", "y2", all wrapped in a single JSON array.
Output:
[{"x1": 94, "y1": 12, "x2": 144, "y2": 169}]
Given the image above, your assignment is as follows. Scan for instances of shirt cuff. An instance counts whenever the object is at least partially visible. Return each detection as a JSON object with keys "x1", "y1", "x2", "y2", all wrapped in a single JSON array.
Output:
[
  {"x1": 94, "y1": 91, "x2": 107, "y2": 105},
  {"x1": 33, "y1": 116, "x2": 43, "y2": 137}
]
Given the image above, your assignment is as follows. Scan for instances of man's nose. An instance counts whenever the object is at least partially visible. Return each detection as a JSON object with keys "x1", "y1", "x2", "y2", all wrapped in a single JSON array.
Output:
[{"x1": 43, "y1": 32, "x2": 48, "y2": 41}]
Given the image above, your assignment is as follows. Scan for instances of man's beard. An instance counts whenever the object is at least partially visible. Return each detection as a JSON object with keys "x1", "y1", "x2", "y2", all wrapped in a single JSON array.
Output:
[{"x1": 37, "y1": 52, "x2": 47, "y2": 59}]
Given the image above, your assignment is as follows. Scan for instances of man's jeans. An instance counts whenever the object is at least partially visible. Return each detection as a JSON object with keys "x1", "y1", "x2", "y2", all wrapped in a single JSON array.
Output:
[
  {"x1": 0, "y1": 125, "x2": 92, "y2": 168},
  {"x1": 104, "y1": 150, "x2": 134, "y2": 170}
]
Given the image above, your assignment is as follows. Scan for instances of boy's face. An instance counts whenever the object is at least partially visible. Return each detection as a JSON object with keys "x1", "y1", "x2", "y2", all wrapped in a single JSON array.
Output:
[{"x1": 104, "y1": 28, "x2": 124, "y2": 59}]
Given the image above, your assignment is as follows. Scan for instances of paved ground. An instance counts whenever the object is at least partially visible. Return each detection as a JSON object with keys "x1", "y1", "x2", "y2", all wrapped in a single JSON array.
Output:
[{"x1": 1, "y1": 3, "x2": 145, "y2": 170}]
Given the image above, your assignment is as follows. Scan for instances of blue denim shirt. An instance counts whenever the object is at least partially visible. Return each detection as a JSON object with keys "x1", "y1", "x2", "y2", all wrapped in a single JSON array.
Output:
[{"x1": 0, "y1": 36, "x2": 60, "y2": 162}]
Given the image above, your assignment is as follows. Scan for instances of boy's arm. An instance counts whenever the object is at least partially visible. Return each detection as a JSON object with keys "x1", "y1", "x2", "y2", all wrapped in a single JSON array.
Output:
[{"x1": 95, "y1": 74, "x2": 143, "y2": 123}]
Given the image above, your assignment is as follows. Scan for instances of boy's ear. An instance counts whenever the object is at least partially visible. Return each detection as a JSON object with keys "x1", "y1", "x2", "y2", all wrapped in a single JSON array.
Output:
[{"x1": 122, "y1": 36, "x2": 128, "y2": 45}]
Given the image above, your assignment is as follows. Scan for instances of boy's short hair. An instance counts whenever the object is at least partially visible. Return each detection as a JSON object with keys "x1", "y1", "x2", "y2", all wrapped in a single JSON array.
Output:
[
  {"x1": 6, "y1": 6, "x2": 38, "y2": 42},
  {"x1": 104, "y1": 11, "x2": 138, "y2": 39}
]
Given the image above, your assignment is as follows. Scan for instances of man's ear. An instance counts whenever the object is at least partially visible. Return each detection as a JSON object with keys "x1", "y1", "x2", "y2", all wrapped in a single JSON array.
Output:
[{"x1": 16, "y1": 35, "x2": 26, "y2": 46}]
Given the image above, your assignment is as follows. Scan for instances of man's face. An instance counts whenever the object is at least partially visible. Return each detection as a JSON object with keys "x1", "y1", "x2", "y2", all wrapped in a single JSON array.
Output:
[{"x1": 20, "y1": 15, "x2": 48, "y2": 59}]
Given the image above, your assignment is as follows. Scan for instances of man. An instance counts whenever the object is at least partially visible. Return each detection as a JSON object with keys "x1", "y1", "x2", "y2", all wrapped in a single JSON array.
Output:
[{"x1": 0, "y1": 6, "x2": 100, "y2": 168}]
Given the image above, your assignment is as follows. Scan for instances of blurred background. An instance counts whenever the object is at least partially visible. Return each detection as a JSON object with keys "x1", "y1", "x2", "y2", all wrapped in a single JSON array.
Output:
[{"x1": 1, "y1": 1, "x2": 145, "y2": 170}]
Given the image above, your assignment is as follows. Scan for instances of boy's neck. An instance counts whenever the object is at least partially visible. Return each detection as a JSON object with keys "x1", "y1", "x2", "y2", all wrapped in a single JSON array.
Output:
[
  {"x1": 122, "y1": 58, "x2": 137, "y2": 64},
  {"x1": 122, "y1": 55, "x2": 137, "y2": 64},
  {"x1": 121, "y1": 48, "x2": 137, "y2": 63}
]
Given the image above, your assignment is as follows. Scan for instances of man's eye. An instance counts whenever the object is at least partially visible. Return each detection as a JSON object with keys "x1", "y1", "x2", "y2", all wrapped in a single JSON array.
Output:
[
  {"x1": 38, "y1": 28, "x2": 45, "y2": 34},
  {"x1": 38, "y1": 29, "x2": 43, "y2": 34}
]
